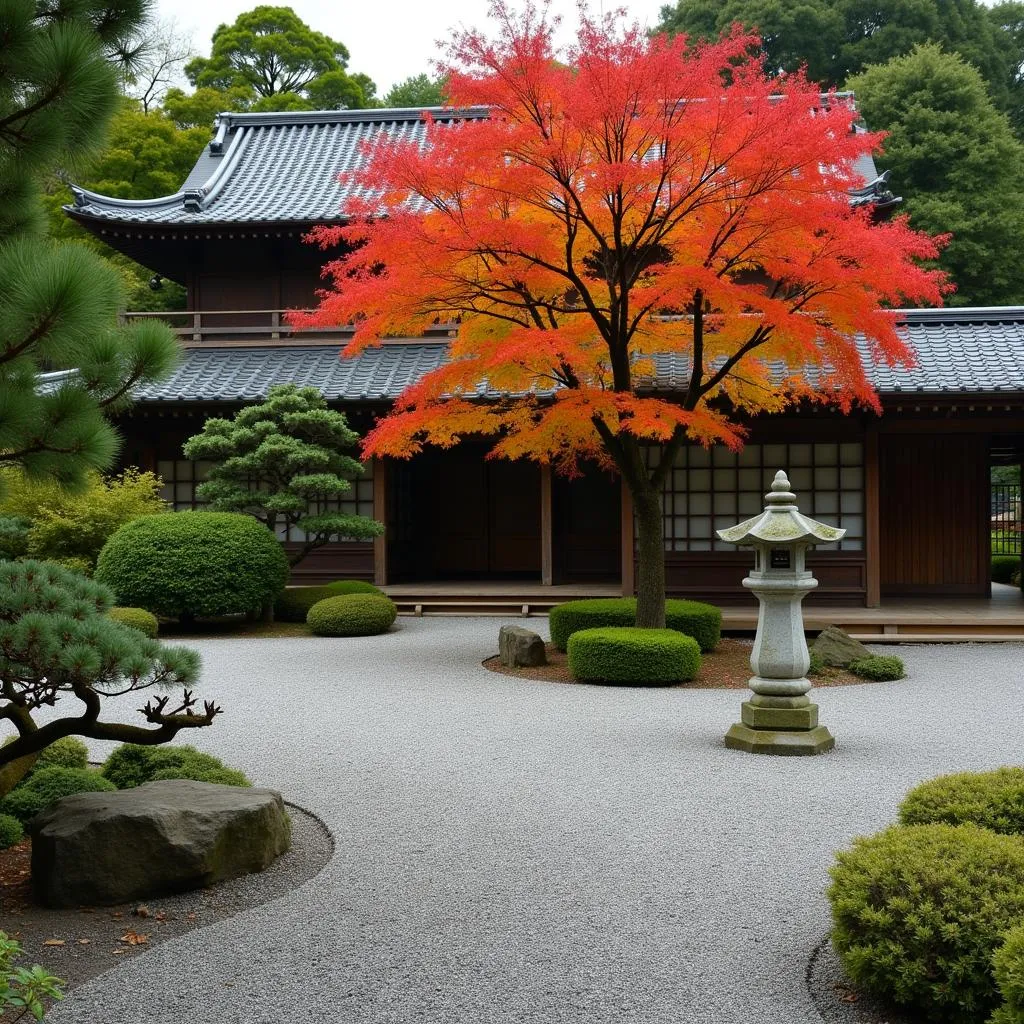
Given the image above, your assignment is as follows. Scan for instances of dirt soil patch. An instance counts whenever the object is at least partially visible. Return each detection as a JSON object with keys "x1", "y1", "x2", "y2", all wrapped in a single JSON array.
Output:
[
  {"x1": 0, "y1": 804, "x2": 332, "y2": 1012},
  {"x1": 484, "y1": 637, "x2": 862, "y2": 688}
]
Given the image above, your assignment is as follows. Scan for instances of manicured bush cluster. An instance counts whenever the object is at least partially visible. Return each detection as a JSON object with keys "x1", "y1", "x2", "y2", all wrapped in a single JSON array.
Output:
[
  {"x1": 899, "y1": 767, "x2": 1024, "y2": 836},
  {"x1": 107, "y1": 606, "x2": 159, "y2": 637},
  {"x1": 274, "y1": 580, "x2": 382, "y2": 622},
  {"x1": 32, "y1": 737, "x2": 89, "y2": 773},
  {"x1": 567, "y1": 627, "x2": 701, "y2": 684},
  {"x1": 95, "y1": 511, "x2": 289, "y2": 621},
  {"x1": 307, "y1": 594, "x2": 397, "y2": 637},
  {"x1": 0, "y1": 813, "x2": 23, "y2": 849},
  {"x1": 829, "y1": 823, "x2": 1024, "y2": 1024},
  {"x1": 549, "y1": 598, "x2": 721, "y2": 653},
  {"x1": 993, "y1": 555, "x2": 1020, "y2": 585},
  {"x1": 848, "y1": 655, "x2": 905, "y2": 681},
  {"x1": 992, "y1": 926, "x2": 1024, "y2": 1024},
  {"x1": 100, "y1": 743, "x2": 251, "y2": 789},
  {"x1": 0, "y1": 767, "x2": 116, "y2": 824}
]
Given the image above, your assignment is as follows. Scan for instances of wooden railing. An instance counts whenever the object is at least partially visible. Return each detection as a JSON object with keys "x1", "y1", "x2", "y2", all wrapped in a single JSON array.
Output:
[{"x1": 122, "y1": 309, "x2": 456, "y2": 347}]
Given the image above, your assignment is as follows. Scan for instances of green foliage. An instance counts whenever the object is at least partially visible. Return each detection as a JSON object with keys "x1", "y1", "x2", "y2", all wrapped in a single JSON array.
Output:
[
  {"x1": 33, "y1": 738, "x2": 89, "y2": 774},
  {"x1": 101, "y1": 743, "x2": 251, "y2": 789},
  {"x1": 0, "y1": 560, "x2": 206, "y2": 797},
  {"x1": 307, "y1": 594, "x2": 397, "y2": 637},
  {"x1": 808, "y1": 652, "x2": 825, "y2": 676},
  {"x1": 849, "y1": 45, "x2": 1024, "y2": 306},
  {"x1": 567, "y1": 627, "x2": 702, "y2": 684},
  {"x1": 183, "y1": 385, "x2": 384, "y2": 568},
  {"x1": 162, "y1": 84, "x2": 253, "y2": 130},
  {"x1": 383, "y1": 74, "x2": 446, "y2": 108},
  {"x1": 848, "y1": 655, "x2": 906, "y2": 681},
  {"x1": 991, "y1": 926, "x2": 1024, "y2": 1024},
  {"x1": 549, "y1": 598, "x2": 721, "y2": 653},
  {"x1": 0, "y1": 767, "x2": 116, "y2": 824},
  {"x1": 0, "y1": 468, "x2": 166, "y2": 569},
  {"x1": 184, "y1": 6, "x2": 375, "y2": 108},
  {"x1": 900, "y1": 767, "x2": 1024, "y2": 835},
  {"x1": 0, "y1": 814, "x2": 23, "y2": 850},
  {"x1": 275, "y1": 580, "x2": 381, "y2": 620},
  {"x1": 0, "y1": 517, "x2": 29, "y2": 561},
  {"x1": 0, "y1": 930, "x2": 64, "y2": 1020},
  {"x1": 106, "y1": 606, "x2": 159, "y2": 637},
  {"x1": 994, "y1": 555, "x2": 1021, "y2": 584},
  {"x1": 95, "y1": 511, "x2": 289, "y2": 620},
  {"x1": 829, "y1": 823, "x2": 1024, "y2": 1024},
  {"x1": 325, "y1": 580, "x2": 382, "y2": 596}
]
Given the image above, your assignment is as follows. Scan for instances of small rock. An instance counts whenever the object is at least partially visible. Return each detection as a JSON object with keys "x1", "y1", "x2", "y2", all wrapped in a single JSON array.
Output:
[
  {"x1": 498, "y1": 625, "x2": 546, "y2": 667},
  {"x1": 810, "y1": 625, "x2": 871, "y2": 668}
]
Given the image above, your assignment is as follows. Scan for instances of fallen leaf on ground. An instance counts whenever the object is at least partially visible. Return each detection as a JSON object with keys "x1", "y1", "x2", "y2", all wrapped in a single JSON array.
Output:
[
  {"x1": 42, "y1": 939, "x2": 65, "y2": 946},
  {"x1": 119, "y1": 930, "x2": 149, "y2": 946},
  {"x1": 133, "y1": 905, "x2": 151, "y2": 918}
]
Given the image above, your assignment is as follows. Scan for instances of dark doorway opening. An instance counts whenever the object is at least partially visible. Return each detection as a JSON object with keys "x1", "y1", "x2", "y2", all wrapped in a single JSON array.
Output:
[{"x1": 552, "y1": 465, "x2": 621, "y2": 583}]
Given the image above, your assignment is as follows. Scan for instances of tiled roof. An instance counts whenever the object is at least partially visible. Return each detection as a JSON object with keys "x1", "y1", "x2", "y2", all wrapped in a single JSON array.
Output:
[
  {"x1": 135, "y1": 308, "x2": 1024, "y2": 403},
  {"x1": 65, "y1": 105, "x2": 890, "y2": 228}
]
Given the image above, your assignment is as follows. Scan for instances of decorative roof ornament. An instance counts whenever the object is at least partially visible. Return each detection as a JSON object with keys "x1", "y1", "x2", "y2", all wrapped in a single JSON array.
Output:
[{"x1": 716, "y1": 471, "x2": 846, "y2": 547}]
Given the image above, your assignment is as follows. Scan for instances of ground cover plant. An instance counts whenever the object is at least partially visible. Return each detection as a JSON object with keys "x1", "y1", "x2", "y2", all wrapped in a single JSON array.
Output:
[
  {"x1": 847, "y1": 655, "x2": 905, "y2": 681},
  {"x1": 307, "y1": 594, "x2": 397, "y2": 637},
  {"x1": 0, "y1": 930, "x2": 63, "y2": 1021},
  {"x1": 550, "y1": 598, "x2": 721, "y2": 653},
  {"x1": 567, "y1": 627, "x2": 701, "y2": 684}
]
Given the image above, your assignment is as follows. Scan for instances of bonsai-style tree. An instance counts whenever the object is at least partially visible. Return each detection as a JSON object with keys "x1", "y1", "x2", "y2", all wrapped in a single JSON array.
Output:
[
  {"x1": 0, "y1": 561, "x2": 219, "y2": 797},
  {"x1": 183, "y1": 384, "x2": 383, "y2": 567},
  {"x1": 292, "y1": 3, "x2": 947, "y2": 628}
]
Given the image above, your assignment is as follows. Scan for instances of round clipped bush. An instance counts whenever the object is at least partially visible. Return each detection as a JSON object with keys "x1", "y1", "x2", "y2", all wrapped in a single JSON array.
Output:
[
  {"x1": 848, "y1": 655, "x2": 905, "y2": 681},
  {"x1": 567, "y1": 627, "x2": 701, "y2": 684},
  {"x1": 0, "y1": 813, "x2": 23, "y2": 850},
  {"x1": 992, "y1": 926, "x2": 1024, "y2": 1024},
  {"x1": 95, "y1": 512, "x2": 289, "y2": 621},
  {"x1": 275, "y1": 581, "x2": 383, "y2": 621},
  {"x1": 993, "y1": 555, "x2": 1020, "y2": 585},
  {"x1": 307, "y1": 594, "x2": 397, "y2": 637},
  {"x1": 101, "y1": 743, "x2": 250, "y2": 789},
  {"x1": 828, "y1": 823, "x2": 1024, "y2": 1024},
  {"x1": 107, "y1": 606, "x2": 159, "y2": 637},
  {"x1": 34, "y1": 737, "x2": 89, "y2": 773},
  {"x1": 899, "y1": 767, "x2": 1024, "y2": 836},
  {"x1": 150, "y1": 764, "x2": 251, "y2": 787},
  {"x1": 0, "y1": 767, "x2": 116, "y2": 824},
  {"x1": 324, "y1": 580, "x2": 382, "y2": 596},
  {"x1": 549, "y1": 597, "x2": 721, "y2": 653}
]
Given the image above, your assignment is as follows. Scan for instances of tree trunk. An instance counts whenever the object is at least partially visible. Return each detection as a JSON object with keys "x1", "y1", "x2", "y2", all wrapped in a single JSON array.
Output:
[
  {"x1": 633, "y1": 486, "x2": 666, "y2": 629},
  {"x1": 0, "y1": 751, "x2": 38, "y2": 798}
]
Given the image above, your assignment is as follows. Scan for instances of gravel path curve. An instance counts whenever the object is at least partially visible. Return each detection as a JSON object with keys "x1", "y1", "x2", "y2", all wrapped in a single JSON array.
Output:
[{"x1": 45, "y1": 619, "x2": 1024, "y2": 1024}]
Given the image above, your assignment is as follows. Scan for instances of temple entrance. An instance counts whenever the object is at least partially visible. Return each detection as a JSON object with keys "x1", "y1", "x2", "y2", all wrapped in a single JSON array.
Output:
[{"x1": 552, "y1": 465, "x2": 621, "y2": 583}]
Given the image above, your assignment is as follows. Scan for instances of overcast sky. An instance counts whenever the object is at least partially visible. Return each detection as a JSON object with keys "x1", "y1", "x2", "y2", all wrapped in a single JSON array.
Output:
[{"x1": 156, "y1": 0, "x2": 670, "y2": 96}]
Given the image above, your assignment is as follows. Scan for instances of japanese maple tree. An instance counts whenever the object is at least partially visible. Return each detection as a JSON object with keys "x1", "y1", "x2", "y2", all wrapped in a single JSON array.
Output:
[{"x1": 292, "y1": 2, "x2": 948, "y2": 628}]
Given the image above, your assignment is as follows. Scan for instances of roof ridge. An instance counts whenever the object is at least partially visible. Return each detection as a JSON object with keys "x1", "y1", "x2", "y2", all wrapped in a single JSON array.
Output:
[
  {"x1": 895, "y1": 306, "x2": 1024, "y2": 324},
  {"x1": 214, "y1": 107, "x2": 490, "y2": 129}
]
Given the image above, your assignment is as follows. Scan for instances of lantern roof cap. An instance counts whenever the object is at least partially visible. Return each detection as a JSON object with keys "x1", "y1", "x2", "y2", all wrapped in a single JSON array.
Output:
[{"x1": 715, "y1": 471, "x2": 846, "y2": 546}]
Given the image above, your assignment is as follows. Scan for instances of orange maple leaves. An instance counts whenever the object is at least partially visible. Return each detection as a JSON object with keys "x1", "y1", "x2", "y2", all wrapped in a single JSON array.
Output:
[{"x1": 290, "y1": 1, "x2": 949, "y2": 473}]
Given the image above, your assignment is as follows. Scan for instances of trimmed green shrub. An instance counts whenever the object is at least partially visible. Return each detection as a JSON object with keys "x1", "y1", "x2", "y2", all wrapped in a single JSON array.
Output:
[
  {"x1": 275, "y1": 581, "x2": 383, "y2": 621},
  {"x1": 107, "y1": 606, "x2": 159, "y2": 637},
  {"x1": 549, "y1": 597, "x2": 721, "y2": 653},
  {"x1": 325, "y1": 580, "x2": 382, "y2": 596},
  {"x1": 899, "y1": 767, "x2": 1024, "y2": 836},
  {"x1": 991, "y1": 926, "x2": 1024, "y2": 1024},
  {"x1": 567, "y1": 627, "x2": 701, "y2": 684},
  {"x1": 101, "y1": 743, "x2": 251, "y2": 789},
  {"x1": 95, "y1": 511, "x2": 289, "y2": 621},
  {"x1": 307, "y1": 594, "x2": 397, "y2": 637},
  {"x1": 0, "y1": 813, "x2": 23, "y2": 849},
  {"x1": 34, "y1": 737, "x2": 89, "y2": 773},
  {"x1": 0, "y1": 767, "x2": 116, "y2": 824},
  {"x1": 848, "y1": 655, "x2": 905, "y2": 681},
  {"x1": 993, "y1": 555, "x2": 1020, "y2": 585},
  {"x1": 829, "y1": 823, "x2": 1024, "y2": 1024}
]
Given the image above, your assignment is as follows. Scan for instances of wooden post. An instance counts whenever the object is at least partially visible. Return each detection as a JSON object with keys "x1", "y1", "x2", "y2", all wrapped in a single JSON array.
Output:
[
  {"x1": 865, "y1": 424, "x2": 881, "y2": 608},
  {"x1": 192, "y1": 310, "x2": 202, "y2": 344},
  {"x1": 540, "y1": 464, "x2": 553, "y2": 585},
  {"x1": 372, "y1": 459, "x2": 388, "y2": 587},
  {"x1": 620, "y1": 482, "x2": 635, "y2": 597}
]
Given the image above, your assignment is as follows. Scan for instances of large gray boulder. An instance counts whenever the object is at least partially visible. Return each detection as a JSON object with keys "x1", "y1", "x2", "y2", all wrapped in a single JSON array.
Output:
[
  {"x1": 499, "y1": 625, "x2": 546, "y2": 667},
  {"x1": 810, "y1": 625, "x2": 871, "y2": 668},
  {"x1": 31, "y1": 780, "x2": 291, "y2": 908}
]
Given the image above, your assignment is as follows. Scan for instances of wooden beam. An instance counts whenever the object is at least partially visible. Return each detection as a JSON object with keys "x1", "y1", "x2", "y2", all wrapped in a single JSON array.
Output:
[
  {"x1": 865, "y1": 423, "x2": 881, "y2": 608},
  {"x1": 540, "y1": 464, "x2": 553, "y2": 586},
  {"x1": 620, "y1": 481, "x2": 635, "y2": 597},
  {"x1": 372, "y1": 459, "x2": 388, "y2": 587}
]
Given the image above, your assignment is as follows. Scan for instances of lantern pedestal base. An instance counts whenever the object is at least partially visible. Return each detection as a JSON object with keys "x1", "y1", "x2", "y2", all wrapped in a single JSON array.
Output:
[{"x1": 725, "y1": 696, "x2": 834, "y2": 756}]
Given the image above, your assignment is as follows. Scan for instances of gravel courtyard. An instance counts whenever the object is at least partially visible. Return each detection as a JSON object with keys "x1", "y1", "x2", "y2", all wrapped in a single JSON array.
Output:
[{"x1": 48, "y1": 619, "x2": 1024, "y2": 1024}]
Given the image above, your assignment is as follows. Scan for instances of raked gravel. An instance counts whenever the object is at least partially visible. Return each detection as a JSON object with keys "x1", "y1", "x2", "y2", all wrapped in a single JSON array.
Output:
[{"x1": 41, "y1": 618, "x2": 1024, "y2": 1024}]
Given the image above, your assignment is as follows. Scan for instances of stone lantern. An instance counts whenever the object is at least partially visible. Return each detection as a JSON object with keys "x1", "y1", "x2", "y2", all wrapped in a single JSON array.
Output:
[{"x1": 715, "y1": 470, "x2": 842, "y2": 756}]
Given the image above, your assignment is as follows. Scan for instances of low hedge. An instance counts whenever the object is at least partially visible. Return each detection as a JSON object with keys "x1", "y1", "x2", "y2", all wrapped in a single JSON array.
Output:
[
  {"x1": 993, "y1": 556, "x2": 1020, "y2": 585},
  {"x1": 0, "y1": 767, "x2": 116, "y2": 824},
  {"x1": 107, "y1": 606, "x2": 159, "y2": 637},
  {"x1": 325, "y1": 580, "x2": 381, "y2": 596},
  {"x1": 992, "y1": 926, "x2": 1024, "y2": 1024},
  {"x1": 899, "y1": 767, "x2": 1024, "y2": 836},
  {"x1": 274, "y1": 581, "x2": 382, "y2": 622},
  {"x1": 100, "y1": 743, "x2": 251, "y2": 789},
  {"x1": 829, "y1": 823, "x2": 1024, "y2": 1024},
  {"x1": 307, "y1": 594, "x2": 397, "y2": 637},
  {"x1": 567, "y1": 627, "x2": 701, "y2": 684},
  {"x1": 549, "y1": 598, "x2": 721, "y2": 653},
  {"x1": 848, "y1": 655, "x2": 905, "y2": 681},
  {"x1": 0, "y1": 813, "x2": 23, "y2": 850}
]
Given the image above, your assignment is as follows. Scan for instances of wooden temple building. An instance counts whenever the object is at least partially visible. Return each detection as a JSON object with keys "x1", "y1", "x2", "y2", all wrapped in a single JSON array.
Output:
[{"x1": 64, "y1": 108, "x2": 1024, "y2": 624}]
